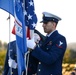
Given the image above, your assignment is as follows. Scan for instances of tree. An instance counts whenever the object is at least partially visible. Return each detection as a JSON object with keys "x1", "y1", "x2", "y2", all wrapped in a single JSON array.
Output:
[
  {"x1": 69, "y1": 49, "x2": 76, "y2": 63},
  {"x1": 0, "y1": 40, "x2": 2, "y2": 50},
  {"x1": 63, "y1": 48, "x2": 76, "y2": 63},
  {"x1": 3, "y1": 42, "x2": 7, "y2": 50},
  {"x1": 0, "y1": 40, "x2": 2, "y2": 47},
  {"x1": 63, "y1": 49, "x2": 70, "y2": 63}
]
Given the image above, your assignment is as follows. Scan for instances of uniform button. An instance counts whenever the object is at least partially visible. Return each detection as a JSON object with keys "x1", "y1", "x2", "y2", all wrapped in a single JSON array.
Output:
[
  {"x1": 50, "y1": 74, "x2": 52, "y2": 75},
  {"x1": 38, "y1": 69, "x2": 41, "y2": 71},
  {"x1": 47, "y1": 48, "x2": 48, "y2": 50},
  {"x1": 39, "y1": 62, "x2": 41, "y2": 64}
]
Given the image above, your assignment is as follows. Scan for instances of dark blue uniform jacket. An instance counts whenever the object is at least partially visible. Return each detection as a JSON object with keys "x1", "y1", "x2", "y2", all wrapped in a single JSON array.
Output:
[{"x1": 31, "y1": 30, "x2": 67, "y2": 75}]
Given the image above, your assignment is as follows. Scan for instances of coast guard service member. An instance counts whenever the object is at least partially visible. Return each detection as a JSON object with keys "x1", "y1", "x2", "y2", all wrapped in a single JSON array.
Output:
[{"x1": 27, "y1": 12, "x2": 67, "y2": 75}]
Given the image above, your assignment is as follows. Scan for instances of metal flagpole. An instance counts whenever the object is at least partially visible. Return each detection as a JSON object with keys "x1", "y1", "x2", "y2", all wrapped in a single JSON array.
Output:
[
  {"x1": 7, "y1": 13, "x2": 12, "y2": 75},
  {"x1": 7, "y1": 0, "x2": 13, "y2": 74},
  {"x1": 25, "y1": 50, "x2": 30, "y2": 75}
]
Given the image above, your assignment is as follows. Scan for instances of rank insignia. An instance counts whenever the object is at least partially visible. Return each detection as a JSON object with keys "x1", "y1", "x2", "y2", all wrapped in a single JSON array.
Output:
[{"x1": 56, "y1": 41, "x2": 63, "y2": 48}]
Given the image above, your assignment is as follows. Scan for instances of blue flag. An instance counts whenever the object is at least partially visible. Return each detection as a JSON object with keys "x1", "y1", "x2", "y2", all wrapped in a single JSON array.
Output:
[
  {"x1": 14, "y1": 0, "x2": 27, "y2": 75},
  {"x1": 0, "y1": 0, "x2": 14, "y2": 16}
]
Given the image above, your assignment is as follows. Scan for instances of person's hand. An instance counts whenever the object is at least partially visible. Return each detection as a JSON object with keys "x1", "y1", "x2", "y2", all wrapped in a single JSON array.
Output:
[
  {"x1": 34, "y1": 33, "x2": 41, "y2": 44},
  {"x1": 8, "y1": 58, "x2": 17, "y2": 69},
  {"x1": 27, "y1": 38, "x2": 36, "y2": 49}
]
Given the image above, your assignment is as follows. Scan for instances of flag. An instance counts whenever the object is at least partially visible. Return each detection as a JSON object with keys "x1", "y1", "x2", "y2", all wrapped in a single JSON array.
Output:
[
  {"x1": 25, "y1": 0, "x2": 37, "y2": 39},
  {"x1": 14, "y1": 0, "x2": 27, "y2": 75},
  {"x1": 11, "y1": 0, "x2": 37, "y2": 39},
  {"x1": 0, "y1": 0, "x2": 14, "y2": 16}
]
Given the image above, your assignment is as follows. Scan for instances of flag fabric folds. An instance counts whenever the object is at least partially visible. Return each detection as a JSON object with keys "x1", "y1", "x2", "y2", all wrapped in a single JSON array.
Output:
[
  {"x1": 14, "y1": 0, "x2": 27, "y2": 75},
  {"x1": 0, "y1": 0, "x2": 14, "y2": 16},
  {"x1": 25, "y1": 0, "x2": 37, "y2": 39},
  {"x1": 12, "y1": 0, "x2": 38, "y2": 39}
]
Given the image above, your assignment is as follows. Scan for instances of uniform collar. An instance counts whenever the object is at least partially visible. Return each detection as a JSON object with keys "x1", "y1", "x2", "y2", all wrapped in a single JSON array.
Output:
[
  {"x1": 46, "y1": 30, "x2": 56, "y2": 37},
  {"x1": 42, "y1": 30, "x2": 58, "y2": 46}
]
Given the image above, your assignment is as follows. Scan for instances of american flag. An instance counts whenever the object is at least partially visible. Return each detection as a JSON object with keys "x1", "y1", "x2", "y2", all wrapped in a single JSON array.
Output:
[
  {"x1": 12, "y1": 0, "x2": 37, "y2": 39},
  {"x1": 24, "y1": 0, "x2": 37, "y2": 39}
]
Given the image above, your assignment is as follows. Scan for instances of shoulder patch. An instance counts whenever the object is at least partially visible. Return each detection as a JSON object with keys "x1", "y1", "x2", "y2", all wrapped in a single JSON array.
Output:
[{"x1": 56, "y1": 41, "x2": 63, "y2": 48}]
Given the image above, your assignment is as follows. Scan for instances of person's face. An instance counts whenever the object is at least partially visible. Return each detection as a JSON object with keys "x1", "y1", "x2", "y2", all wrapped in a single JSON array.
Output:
[{"x1": 42, "y1": 21, "x2": 56, "y2": 34}]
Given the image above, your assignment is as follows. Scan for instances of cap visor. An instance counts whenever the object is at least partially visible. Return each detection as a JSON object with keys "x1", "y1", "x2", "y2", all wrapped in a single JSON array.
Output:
[
  {"x1": 40, "y1": 20, "x2": 49, "y2": 23},
  {"x1": 40, "y1": 20, "x2": 43, "y2": 23}
]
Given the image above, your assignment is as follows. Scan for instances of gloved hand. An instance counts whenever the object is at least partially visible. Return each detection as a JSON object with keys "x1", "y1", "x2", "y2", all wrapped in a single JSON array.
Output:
[
  {"x1": 27, "y1": 38, "x2": 36, "y2": 49},
  {"x1": 8, "y1": 58, "x2": 17, "y2": 69},
  {"x1": 34, "y1": 33, "x2": 41, "y2": 43}
]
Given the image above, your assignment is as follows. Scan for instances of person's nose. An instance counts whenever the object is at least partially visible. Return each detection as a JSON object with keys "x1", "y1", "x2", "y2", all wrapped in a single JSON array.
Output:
[{"x1": 42, "y1": 23, "x2": 46, "y2": 27}]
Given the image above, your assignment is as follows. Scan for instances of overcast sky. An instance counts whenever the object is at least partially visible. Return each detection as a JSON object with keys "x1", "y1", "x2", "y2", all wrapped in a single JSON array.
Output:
[{"x1": 0, "y1": 0, "x2": 76, "y2": 44}]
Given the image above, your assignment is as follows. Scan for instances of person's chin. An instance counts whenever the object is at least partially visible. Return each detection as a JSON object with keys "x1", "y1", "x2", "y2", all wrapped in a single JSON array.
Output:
[
  {"x1": 44, "y1": 31, "x2": 47, "y2": 33},
  {"x1": 44, "y1": 29, "x2": 47, "y2": 33}
]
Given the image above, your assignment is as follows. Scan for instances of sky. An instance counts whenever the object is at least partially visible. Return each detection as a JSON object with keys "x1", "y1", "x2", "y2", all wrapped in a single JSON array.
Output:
[{"x1": 0, "y1": 0, "x2": 76, "y2": 44}]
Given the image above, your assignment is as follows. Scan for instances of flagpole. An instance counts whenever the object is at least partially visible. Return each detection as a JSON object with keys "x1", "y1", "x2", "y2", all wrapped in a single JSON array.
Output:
[
  {"x1": 25, "y1": 50, "x2": 30, "y2": 75},
  {"x1": 7, "y1": 13, "x2": 12, "y2": 75}
]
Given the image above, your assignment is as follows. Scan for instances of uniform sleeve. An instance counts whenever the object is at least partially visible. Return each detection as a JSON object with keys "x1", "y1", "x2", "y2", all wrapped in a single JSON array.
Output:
[
  {"x1": 31, "y1": 36, "x2": 67, "y2": 65},
  {"x1": 8, "y1": 42, "x2": 16, "y2": 59}
]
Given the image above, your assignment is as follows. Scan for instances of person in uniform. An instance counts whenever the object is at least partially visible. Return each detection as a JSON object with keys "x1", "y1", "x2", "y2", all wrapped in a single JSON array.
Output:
[
  {"x1": 27, "y1": 29, "x2": 45, "y2": 75},
  {"x1": 2, "y1": 40, "x2": 18, "y2": 75},
  {"x1": 27, "y1": 12, "x2": 67, "y2": 75},
  {"x1": 2, "y1": 29, "x2": 45, "y2": 75}
]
